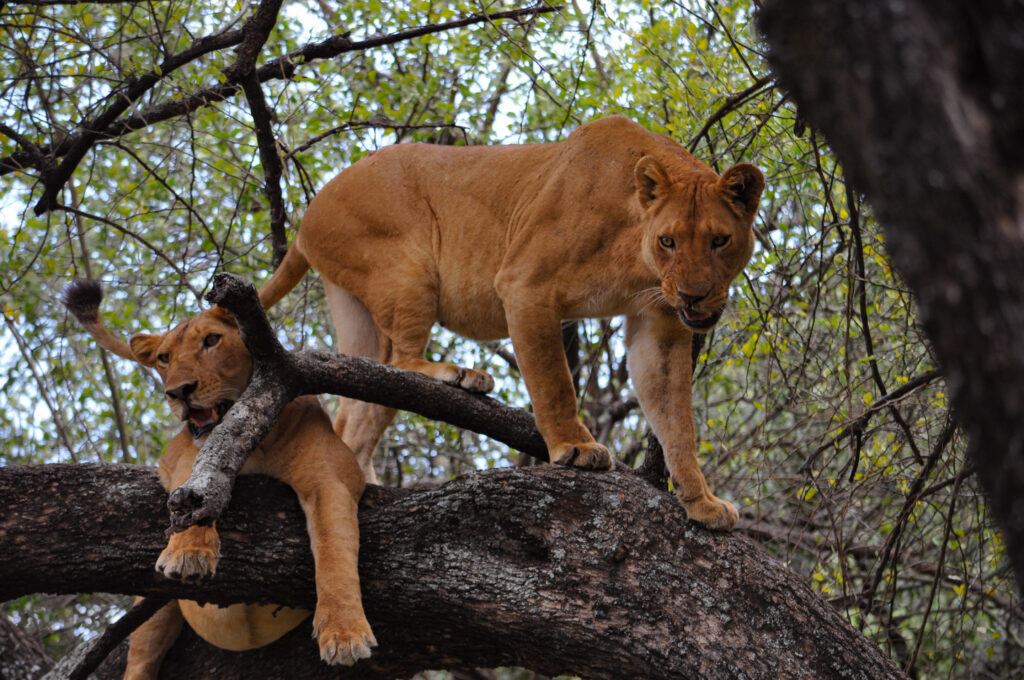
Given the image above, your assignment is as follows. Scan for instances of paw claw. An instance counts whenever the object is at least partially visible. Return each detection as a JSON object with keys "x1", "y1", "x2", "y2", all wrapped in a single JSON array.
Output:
[
  {"x1": 155, "y1": 527, "x2": 220, "y2": 582},
  {"x1": 316, "y1": 628, "x2": 377, "y2": 666},
  {"x1": 449, "y1": 367, "x2": 493, "y2": 393},
  {"x1": 682, "y1": 495, "x2": 738, "y2": 531},
  {"x1": 550, "y1": 442, "x2": 612, "y2": 470},
  {"x1": 313, "y1": 609, "x2": 376, "y2": 666}
]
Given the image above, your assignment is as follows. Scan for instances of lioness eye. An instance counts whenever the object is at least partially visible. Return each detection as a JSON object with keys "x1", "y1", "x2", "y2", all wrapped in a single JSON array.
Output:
[
  {"x1": 658, "y1": 235, "x2": 675, "y2": 249},
  {"x1": 203, "y1": 333, "x2": 221, "y2": 349},
  {"x1": 711, "y1": 234, "x2": 730, "y2": 249},
  {"x1": 157, "y1": 353, "x2": 169, "y2": 364}
]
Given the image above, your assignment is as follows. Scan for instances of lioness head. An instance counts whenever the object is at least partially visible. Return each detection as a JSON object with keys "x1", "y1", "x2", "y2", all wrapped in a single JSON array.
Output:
[
  {"x1": 129, "y1": 309, "x2": 252, "y2": 439},
  {"x1": 634, "y1": 156, "x2": 764, "y2": 332},
  {"x1": 62, "y1": 279, "x2": 251, "y2": 440}
]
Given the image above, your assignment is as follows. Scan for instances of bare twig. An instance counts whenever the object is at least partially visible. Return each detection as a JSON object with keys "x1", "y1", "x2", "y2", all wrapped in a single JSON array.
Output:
[
  {"x1": 54, "y1": 204, "x2": 202, "y2": 302},
  {"x1": 2, "y1": 312, "x2": 78, "y2": 462},
  {"x1": 687, "y1": 74, "x2": 774, "y2": 152},
  {"x1": 68, "y1": 179, "x2": 132, "y2": 463},
  {"x1": 801, "y1": 368, "x2": 942, "y2": 474},
  {"x1": 862, "y1": 413, "x2": 958, "y2": 620},
  {"x1": 31, "y1": 23, "x2": 248, "y2": 214},
  {"x1": 2, "y1": 5, "x2": 562, "y2": 183}
]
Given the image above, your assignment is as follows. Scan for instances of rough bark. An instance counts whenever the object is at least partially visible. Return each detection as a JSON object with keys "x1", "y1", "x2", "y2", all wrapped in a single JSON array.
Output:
[
  {"x1": 759, "y1": 0, "x2": 1024, "y2": 591},
  {"x1": 0, "y1": 463, "x2": 905, "y2": 680}
]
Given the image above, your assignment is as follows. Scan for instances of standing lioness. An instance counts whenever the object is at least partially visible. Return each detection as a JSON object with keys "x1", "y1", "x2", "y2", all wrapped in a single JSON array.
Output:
[{"x1": 260, "y1": 116, "x2": 764, "y2": 530}]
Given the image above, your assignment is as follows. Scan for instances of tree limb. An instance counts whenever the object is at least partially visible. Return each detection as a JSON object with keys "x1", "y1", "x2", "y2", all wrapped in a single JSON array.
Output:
[
  {"x1": 230, "y1": 0, "x2": 290, "y2": 265},
  {"x1": 30, "y1": 23, "x2": 248, "y2": 214},
  {"x1": 0, "y1": 463, "x2": 907, "y2": 680}
]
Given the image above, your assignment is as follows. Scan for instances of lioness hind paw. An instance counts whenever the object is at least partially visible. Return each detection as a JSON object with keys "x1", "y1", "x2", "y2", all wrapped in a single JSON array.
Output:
[
  {"x1": 682, "y1": 495, "x2": 738, "y2": 532},
  {"x1": 550, "y1": 441, "x2": 613, "y2": 470},
  {"x1": 452, "y1": 367, "x2": 494, "y2": 393},
  {"x1": 317, "y1": 628, "x2": 377, "y2": 666}
]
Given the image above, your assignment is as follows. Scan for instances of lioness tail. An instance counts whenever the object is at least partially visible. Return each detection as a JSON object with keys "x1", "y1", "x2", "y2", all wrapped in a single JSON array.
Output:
[
  {"x1": 257, "y1": 244, "x2": 310, "y2": 310},
  {"x1": 61, "y1": 279, "x2": 135, "y2": 361}
]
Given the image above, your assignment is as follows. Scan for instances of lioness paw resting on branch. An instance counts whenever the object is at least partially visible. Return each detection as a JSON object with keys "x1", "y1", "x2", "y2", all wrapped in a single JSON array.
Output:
[
  {"x1": 258, "y1": 115, "x2": 764, "y2": 531},
  {"x1": 62, "y1": 280, "x2": 376, "y2": 677}
]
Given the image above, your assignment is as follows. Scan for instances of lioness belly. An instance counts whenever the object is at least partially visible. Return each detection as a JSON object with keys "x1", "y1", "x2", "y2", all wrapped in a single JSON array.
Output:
[
  {"x1": 437, "y1": 282, "x2": 509, "y2": 341},
  {"x1": 180, "y1": 600, "x2": 309, "y2": 651}
]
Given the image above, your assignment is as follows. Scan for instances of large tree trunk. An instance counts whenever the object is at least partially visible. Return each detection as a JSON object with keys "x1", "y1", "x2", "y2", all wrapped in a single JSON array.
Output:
[
  {"x1": 0, "y1": 464, "x2": 905, "y2": 679},
  {"x1": 759, "y1": 0, "x2": 1024, "y2": 591}
]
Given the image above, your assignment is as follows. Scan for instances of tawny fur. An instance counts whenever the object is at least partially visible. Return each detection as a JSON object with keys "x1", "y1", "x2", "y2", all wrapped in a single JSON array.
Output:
[
  {"x1": 258, "y1": 115, "x2": 765, "y2": 530},
  {"x1": 63, "y1": 281, "x2": 376, "y2": 679}
]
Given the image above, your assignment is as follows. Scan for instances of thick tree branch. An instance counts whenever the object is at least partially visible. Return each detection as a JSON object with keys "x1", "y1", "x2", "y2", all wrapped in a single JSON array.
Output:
[
  {"x1": 0, "y1": 463, "x2": 906, "y2": 680},
  {"x1": 223, "y1": 0, "x2": 285, "y2": 82},
  {"x1": 241, "y1": 71, "x2": 289, "y2": 267}
]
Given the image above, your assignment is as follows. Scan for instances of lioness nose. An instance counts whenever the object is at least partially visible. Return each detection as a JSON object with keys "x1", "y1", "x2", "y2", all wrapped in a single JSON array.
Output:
[
  {"x1": 165, "y1": 381, "x2": 197, "y2": 401},
  {"x1": 678, "y1": 291, "x2": 708, "y2": 307}
]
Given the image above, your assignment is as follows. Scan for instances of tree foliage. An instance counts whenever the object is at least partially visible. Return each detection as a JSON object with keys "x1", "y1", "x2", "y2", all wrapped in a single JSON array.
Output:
[{"x1": 0, "y1": 1, "x2": 1019, "y2": 678}]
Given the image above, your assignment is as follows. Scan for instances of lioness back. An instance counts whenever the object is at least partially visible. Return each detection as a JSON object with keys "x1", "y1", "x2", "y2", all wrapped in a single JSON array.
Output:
[{"x1": 294, "y1": 116, "x2": 694, "y2": 341}]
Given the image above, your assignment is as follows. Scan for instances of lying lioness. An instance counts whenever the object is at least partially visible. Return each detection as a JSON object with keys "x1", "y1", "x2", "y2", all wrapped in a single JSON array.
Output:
[
  {"x1": 62, "y1": 280, "x2": 376, "y2": 678},
  {"x1": 258, "y1": 115, "x2": 764, "y2": 530}
]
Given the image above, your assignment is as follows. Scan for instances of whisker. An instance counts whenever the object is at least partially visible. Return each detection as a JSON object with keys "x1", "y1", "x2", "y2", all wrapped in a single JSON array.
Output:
[{"x1": 630, "y1": 286, "x2": 667, "y2": 314}]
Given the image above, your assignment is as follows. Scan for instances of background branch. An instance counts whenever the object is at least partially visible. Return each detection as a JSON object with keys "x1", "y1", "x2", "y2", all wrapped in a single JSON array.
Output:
[{"x1": 0, "y1": 5, "x2": 561, "y2": 181}]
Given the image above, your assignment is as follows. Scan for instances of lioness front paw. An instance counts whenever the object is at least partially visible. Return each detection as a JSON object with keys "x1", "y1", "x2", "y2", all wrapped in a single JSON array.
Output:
[
  {"x1": 155, "y1": 526, "x2": 220, "y2": 582},
  {"x1": 550, "y1": 441, "x2": 613, "y2": 470},
  {"x1": 313, "y1": 609, "x2": 377, "y2": 666},
  {"x1": 682, "y1": 494, "x2": 738, "y2": 532}
]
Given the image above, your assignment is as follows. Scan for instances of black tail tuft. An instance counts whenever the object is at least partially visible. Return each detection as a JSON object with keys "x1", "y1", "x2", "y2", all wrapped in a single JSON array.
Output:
[{"x1": 61, "y1": 279, "x2": 103, "y2": 323}]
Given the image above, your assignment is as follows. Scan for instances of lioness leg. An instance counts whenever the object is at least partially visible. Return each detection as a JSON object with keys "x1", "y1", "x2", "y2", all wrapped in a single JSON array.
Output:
[
  {"x1": 325, "y1": 280, "x2": 493, "y2": 477},
  {"x1": 624, "y1": 311, "x2": 737, "y2": 531},
  {"x1": 325, "y1": 282, "x2": 394, "y2": 482},
  {"x1": 154, "y1": 447, "x2": 221, "y2": 580},
  {"x1": 502, "y1": 304, "x2": 611, "y2": 469},
  {"x1": 124, "y1": 599, "x2": 184, "y2": 680},
  {"x1": 385, "y1": 289, "x2": 494, "y2": 394},
  {"x1": 270, "y1": 410, "x2": 376, "y2": 666}
]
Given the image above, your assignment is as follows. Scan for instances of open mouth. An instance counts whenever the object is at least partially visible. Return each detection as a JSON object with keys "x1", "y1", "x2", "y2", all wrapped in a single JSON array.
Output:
[
  {"x1": 679, "y1": 305, "x2": 723, "y2": 331},
  {"x1": 186, "y1": 401, "x2": 234, "y2": 439}
]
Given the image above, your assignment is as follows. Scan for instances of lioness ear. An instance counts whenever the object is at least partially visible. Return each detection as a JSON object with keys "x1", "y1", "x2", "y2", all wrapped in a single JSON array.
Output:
[
  {"x1": 719, "y1": 163, "x2": 765, "y2": 220},
  {"x1": 208, "y1": 307, "x2": 238, "y2": 327},
  {"x1": 129, "y1": 333, "x2": 162, "y2": 367},
  {"x1": 634, "y1": 156, "x2": 671, "y2": 210}
]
